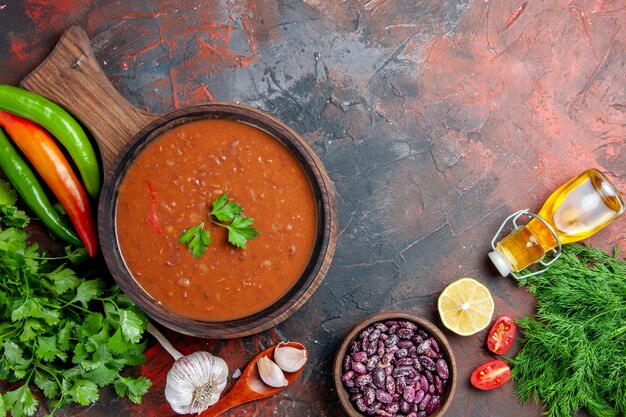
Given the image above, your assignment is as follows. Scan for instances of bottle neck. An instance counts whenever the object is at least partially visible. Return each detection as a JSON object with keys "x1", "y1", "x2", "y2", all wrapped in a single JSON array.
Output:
[{"x1": 526, "y1": 218, "x2": 559, "y2": 251}]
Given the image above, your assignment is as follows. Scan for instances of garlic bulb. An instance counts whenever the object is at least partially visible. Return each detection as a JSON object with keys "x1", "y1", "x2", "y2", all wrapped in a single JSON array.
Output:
[
  {"x1": 147, "y1": 322, "x2": 228, "y2": 414},
  {"x1": 273, "y1": 342, "x2": 308, "y2": 372},
  {"x1": 257, "y1": 356, "x2": 288, "y2": 388},
  {"x1": 165, "y1": 351, "x2": 228, "y2": 414}
]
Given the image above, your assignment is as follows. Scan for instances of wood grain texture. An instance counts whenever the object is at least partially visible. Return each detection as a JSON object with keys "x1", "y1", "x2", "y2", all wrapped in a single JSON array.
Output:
[{"x1": 20, "y1": 25, "x2": 160, "y2": 177}]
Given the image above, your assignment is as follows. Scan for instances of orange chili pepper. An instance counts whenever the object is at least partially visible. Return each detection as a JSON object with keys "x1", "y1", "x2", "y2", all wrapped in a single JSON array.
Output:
[{"x1": 0, "y1": 111, "x2": 98, "y2": 257}]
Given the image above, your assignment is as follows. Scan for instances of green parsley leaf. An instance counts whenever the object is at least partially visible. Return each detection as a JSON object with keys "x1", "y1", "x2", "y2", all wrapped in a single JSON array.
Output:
[
  {"x1": 114, "y1": 376, "x2": 152, "y2": 404},
  {"x1": 0, "y1": 393, "x2": 6, "y2": 417},
  {"x1": 0, "y1": 180, "x2": 17, "y2": 206},
  {"x1": 3, "y1": 340, "x2": 30, "y2": 369},
  {"x1": 211, "y1": 192, "x2": 243, "y2": 221},
  {"x1": 34, "y1": 370, "x2": 60, "y2": 399},
  {"x1": 83, "y1": 366, "x2": 119, "y2": 387},
  {"x1": 36, "y1": 335, "x2": 64, "y2": 362},
  {"x1": 20, "y1": 319, "x2": 43, "y2": 342},
  {"x1": 179, "y1": 222, "x2": 211, "y2": 259},
  {"x1": 70, "y1": 279, "x2": 105, "y2": 307},
  {"x1": 4, "y1": 384, "x2": 38, "y2": 417},
  {"x1": 107, "y1": 328, "x2": 133, "y2": 354},
  {"x1": 72, "y1": 343, "x2": 89, "y2": 365},
  {"x1": 46, "y1": 265, "x2": 81, "y2": 295},
  {"x1": 120, "y1": 309, "x2": 144, "y2": 344},
  {"x1": 0, "y1": 205, "x2": 29, "y2": 229},
  {"x1": 64, "y1": 245, "x2": 89, "y2": 265},
  {"x1": 223, "y1": 215, "x2": 260, "y2": 249},
  {"x1": 81, "y1": 314, "x2": 104, "y2": 337},
  {"x1": 67, "y1": 380, "x2": 99, "y2": 406}
]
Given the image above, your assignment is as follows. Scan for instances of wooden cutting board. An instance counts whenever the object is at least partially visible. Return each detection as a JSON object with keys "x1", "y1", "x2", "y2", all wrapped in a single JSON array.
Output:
[{"x1": 20, "y1": 25, "x2": 161, "y2": 178}]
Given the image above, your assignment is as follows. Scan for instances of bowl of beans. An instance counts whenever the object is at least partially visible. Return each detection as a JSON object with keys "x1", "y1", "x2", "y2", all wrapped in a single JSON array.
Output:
[{"x1": 334, "y1": 312, "x2": 457, "y2": 417}]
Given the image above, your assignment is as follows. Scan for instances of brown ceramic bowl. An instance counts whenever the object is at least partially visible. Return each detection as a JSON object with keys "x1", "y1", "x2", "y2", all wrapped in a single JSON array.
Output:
[
  {"x1": 99, "y1": 104, "x2": 337, "y2": 339},
  {"x1": 333, "y1": 312, "x2": 456, "y2": 417}
]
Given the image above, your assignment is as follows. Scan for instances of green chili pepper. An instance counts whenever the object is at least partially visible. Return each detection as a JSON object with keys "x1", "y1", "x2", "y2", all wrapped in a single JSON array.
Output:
[
  {"x1": 0, "y1": 84, "x2": 101, "y2": 199},
  {"x1": 0, "y1": 128, "x2": 82, "y2": 246}
]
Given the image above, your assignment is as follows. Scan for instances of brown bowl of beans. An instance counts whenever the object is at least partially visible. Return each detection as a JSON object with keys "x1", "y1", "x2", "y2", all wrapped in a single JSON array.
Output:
[{"x1": 334, "y1": 312, "x2": 457, "y2": 417}]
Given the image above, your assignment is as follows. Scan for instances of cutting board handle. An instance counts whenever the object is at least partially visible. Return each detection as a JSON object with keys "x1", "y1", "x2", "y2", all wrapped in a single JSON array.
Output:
[{"x1": 20, "y1": 25, "x2": 160, "y2": 177}]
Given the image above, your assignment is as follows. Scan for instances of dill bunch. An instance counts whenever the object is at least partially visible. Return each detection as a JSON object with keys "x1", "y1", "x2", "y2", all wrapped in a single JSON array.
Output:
[{"x1": 510, "y1": 244, "x2": 626, "y2": 417}]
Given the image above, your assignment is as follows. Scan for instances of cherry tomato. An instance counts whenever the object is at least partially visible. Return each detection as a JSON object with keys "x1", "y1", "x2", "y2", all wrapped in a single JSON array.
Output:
[
  {"x1": 470, "y1": 359, "x2": 511, "y2": 390},
  {"x1": 487, "y1": 315, "x2": 517, "y2": 355}
]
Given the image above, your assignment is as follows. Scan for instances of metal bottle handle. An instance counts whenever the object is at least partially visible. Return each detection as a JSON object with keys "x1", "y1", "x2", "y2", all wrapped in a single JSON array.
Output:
[{"x1": 490, "y1": 209, "x2": 563, "y2": 280}]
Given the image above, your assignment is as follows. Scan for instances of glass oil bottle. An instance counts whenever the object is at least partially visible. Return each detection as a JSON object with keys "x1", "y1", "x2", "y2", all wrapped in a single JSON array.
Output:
[{"x1": 489, "y1": 169, "x2": 625, "y2": 279}]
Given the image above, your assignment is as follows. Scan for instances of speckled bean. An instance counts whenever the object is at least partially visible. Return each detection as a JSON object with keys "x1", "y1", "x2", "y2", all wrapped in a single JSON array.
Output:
[
  {"x1": 372, "y1": 367, "x2": 386, "y2": 388},
  {"x1": 352, "y1": 361, "x2": 367, "y2": 375},
  {"x1": 420, "y1": 356, "x2": 436, "y2": 371},
  {"x1": 401, "y1": 399, "x2": 412, "y2": 414},
  {"x1": 419, "y1": 393, "x2": 431, "y2": 411},
  {"x1": 396, "y1": 376, "x2": 406, "y2": 394},
  {"x1": 355, "y1": 374, "x2": 372, "y2": 387},
  {"x1": 396, "y1": 348, "x2": 409, "y2": 359},
  {"x1": 369, "y1": 328, "x2": 382, "y2": 342},
  {"x1": 426, "y1": 395, "x2": 441, "y2": 414},
  {"x1": 416, "y1": 339, "x2": 431, "y2": 355},
  {"x1": 386, "y1": 402, "x2": 400, "y2": 414},
  {"x1": 343, "y1": 355, "x2": 352, "y2": 372},
  {"x1": 381, "y1": 352, "x2": 395, "y2": 365},
  {"x1": 403, "y1": 385, "x2": 416, "y2": 403},
  {"x1": 366, "y1": 355, "x2": 380, "y2": 371},
  {"x1": 397, "y1": 339, "x2": 414, "y2": 349},
  {"x1": 353, "y1": 351, "x2": 367, "y2": 362},
  {"x1": 414, "y1": 388, "x2": 425, "y2": 404},
  {"x1": 385, "y1": 375, "x2": 396, "y2": 395},
  {"x1": 364, "y1": 387, "x2": 376, "y2": 406},
  {"x1": 367, "y1": 340, "x2": 378, "y2": 356},
  {"x1": 399, "y1": 320, "x2": 418, "y2": 330},
  {"x1": 384, "y1": 334, "x2": 399, "y2": 347},
  {"x1": 435, "y1": 375, "x2": 444, "y2": 394},
  {"x1": 376, "y1": 389, "x2": 393, "y2": 404},
  {"x1": 377, "y1": 340, "x2": 385, "y2": 357},
  {"x1": 397, "y1": 328, "x2": 414, "y2": 339},
  {"x1": 396, "y1": 357, "x2": 414, "y2": 366},
  {"x1": 355, "y1": 397, "x2": 367, "y2": 412},
  {"x1": 436, "y1": 358, "x2": 449, "y2": 379}
]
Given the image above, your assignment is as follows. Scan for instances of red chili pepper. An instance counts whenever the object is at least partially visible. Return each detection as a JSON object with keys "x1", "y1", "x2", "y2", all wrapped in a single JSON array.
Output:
[
  {"x1": 0, "y1": 111, "x2": 98, "y2": 257},
  {"x1": 145, "y1": 179, "x2": 162, "y2": 233}
]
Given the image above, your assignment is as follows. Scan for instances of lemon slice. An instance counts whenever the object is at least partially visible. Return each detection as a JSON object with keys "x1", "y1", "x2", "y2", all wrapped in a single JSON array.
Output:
[{"x1": 438, "y1": 277, "x2": 494, "y2": 336}]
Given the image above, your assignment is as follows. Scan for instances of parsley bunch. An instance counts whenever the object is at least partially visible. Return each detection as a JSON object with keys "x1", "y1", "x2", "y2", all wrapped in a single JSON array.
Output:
[
  {"x1": 180, "y1": 193, "x2": 260, "y2": 258},
  {"x1": 511, "y1": 244, "x2": 626, "y2": 417},
  {"x1": 0, "y1": 181, "x2": 151, "y2": 416}
]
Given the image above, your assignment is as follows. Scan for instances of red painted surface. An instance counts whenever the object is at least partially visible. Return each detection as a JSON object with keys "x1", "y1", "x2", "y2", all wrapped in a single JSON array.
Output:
[{"x1": 1, "y1": 1, "x2": 625, "y2": 416}]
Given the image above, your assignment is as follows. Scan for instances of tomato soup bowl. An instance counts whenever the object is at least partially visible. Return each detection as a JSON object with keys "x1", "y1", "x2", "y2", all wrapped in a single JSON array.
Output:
[{"x1": 98, "y1": 103, "x2": 337, "y2": 339}]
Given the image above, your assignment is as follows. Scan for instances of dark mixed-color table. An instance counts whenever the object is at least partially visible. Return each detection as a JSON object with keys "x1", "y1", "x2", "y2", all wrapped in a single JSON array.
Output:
[{"x1": 1, "y1": 1, "x2": 625, "y2": 416}]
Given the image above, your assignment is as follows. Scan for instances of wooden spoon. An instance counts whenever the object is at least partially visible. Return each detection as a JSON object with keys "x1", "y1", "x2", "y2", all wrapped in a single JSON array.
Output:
[{"x1": 198, "y1": 341, "x2": 307, "y2": 417}]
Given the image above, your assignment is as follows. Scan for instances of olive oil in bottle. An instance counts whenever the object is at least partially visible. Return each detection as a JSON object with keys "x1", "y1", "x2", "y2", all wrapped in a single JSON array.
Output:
[{"x1": 489, "y1": 169, "x2": 624, "y2": 277}]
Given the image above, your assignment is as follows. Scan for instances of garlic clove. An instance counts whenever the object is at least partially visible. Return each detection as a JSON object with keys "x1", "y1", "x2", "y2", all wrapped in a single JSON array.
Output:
[
  {"x1": 257, "y1": 356, "x2": 289, "y2": 388},
  {"x1": 274, "y1": 342, "x2": 308, "y2": 373}
]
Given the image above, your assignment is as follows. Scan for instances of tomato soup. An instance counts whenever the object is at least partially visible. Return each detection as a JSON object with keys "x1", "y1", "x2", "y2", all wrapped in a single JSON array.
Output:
[{"x1": 115, "y1": 119, "x2": 318, "y2": 321}]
